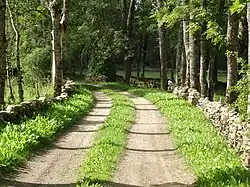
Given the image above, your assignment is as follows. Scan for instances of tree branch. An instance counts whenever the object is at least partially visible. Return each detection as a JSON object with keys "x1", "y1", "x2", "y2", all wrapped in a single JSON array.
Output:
[{"x1": 6, "y1": 0, "x2": 18, "y2": 35}]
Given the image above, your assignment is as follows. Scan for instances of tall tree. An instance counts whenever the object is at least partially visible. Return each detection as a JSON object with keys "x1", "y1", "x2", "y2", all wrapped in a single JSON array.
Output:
[
  {"x1": 200, "y1": 0, "x2": 209, "y2": 97},
  {"x1": 180, "y1": 43, "x2": 186, "y2": 87},
  {"x1": 46, "y1": 0, "x2": 69, "y2": 97},
  {"x1": 226, "y1": 2, "x2": 239, "y2": 104},
  {"x1": 207, "y1": 46, "x2": 215, "y2": 101},
  {"x1": 157, "y1": 0, "x2": 168, "y2": 90},
  {"x1": 182, "y1": 0, "x2": 190, "y2": 87},
  {"x1": 121, "y1": 0, "x2": 128, "y2": 32},
  {"x1": 175, "y1": 22, "x2": 183, "y2": 86},
  {"x1": 124, "y1": 0, "x2": 136, "y2": 84},
  {"x1": 6, "y1": 0, "x2": 24, "y2": 102},
  {"x1": 189, "y1": 13, "x2": 200, "y2": 90},
  {"x1": 141, "y1": 34, "x2": 148, "y2": 78},
  {"x1": 0, "y1": 0, "x2": 6, "y2": 106},
  {"x1": 247, "y1": 3, "x2": 250, "y2": 116}
]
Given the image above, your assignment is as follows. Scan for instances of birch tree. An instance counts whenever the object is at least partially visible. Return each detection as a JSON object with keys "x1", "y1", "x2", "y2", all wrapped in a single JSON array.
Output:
[
  {"x1": 182, "y1": 0, "x2": 190, "y2": 87},
  {"x1": 0, "y1": 0, "x2": 6, "y2": 106},
  {"x1": 45, "y1": 0, "x2": 69, "y2": 97},
  {"x1": 6, "y1": 0, "x2": 24, "y2": 102}
]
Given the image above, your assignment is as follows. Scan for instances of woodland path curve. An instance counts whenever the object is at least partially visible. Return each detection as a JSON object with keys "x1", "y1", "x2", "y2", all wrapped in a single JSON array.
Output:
[
  {"x1": 111, "y1": 92, "x2": 196, "y2": 187},
  {"x1": 0, "y1": 92, "x2": 112, "y2": 187}
]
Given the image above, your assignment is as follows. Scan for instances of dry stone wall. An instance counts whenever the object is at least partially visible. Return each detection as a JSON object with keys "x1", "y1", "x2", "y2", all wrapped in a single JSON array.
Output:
[
  {"x1": 173, "y1": 86, "x2": 250, "y2": 167},
  {"x1": 0, "y1": 80, "x2": 75, "y2": 124}
]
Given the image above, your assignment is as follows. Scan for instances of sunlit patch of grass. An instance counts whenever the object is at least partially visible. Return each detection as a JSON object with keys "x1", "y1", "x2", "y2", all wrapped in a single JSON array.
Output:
[
  {"x1": 0, "y1": 87, "x2": 94, "y2": 173},
  {"x1": 129, "y1": 88, "x2": 250, "y2": 187},
  {"x1": 78, "y1": 89, "x2": 135, "y2": 187}
]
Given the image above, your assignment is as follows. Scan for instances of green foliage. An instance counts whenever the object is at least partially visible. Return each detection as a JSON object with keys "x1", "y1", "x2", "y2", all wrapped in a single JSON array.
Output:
[
  {"x1": 87, "y1": 30, "x2": 125, "y2": 79},
  {"x1": 230, "y1": 0, "x2": 247, "y2": 14},
  {"x1": 232, "y1": 59, "x2": 250, "y2": 121},
  {"x1": 153, "y1": 0, "x2": 227, "y2": 49},
  {"x1": 65, "y1": 0, "x2": 126, "y2": 78},
  {"x1": 22, "y1": 45, "x2": 51, "y2": 84},
  {"x1": 0, "y1": 87, "x2": 93, "y2": 172},
  {"x1": 78, "y1": 88, "x2": 135, "y2": 186},
  {"x1": 128, "y1": 87, "x2": 250, "y2": 187},
  {"x1": 205, "y1": 21, "x2": 226, "y2": 48}
]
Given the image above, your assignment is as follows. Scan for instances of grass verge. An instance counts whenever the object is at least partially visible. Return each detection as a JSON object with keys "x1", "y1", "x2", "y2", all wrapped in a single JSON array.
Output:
[
  {"x1": 77, "y1": 89, "x2": 135, "y2": 187},
  {"x1": 128, "y1": 87, "x2": 250, "y2": 187},
  {"x1": 0, "y1": 87, "x2": 94, "y2": 173}
]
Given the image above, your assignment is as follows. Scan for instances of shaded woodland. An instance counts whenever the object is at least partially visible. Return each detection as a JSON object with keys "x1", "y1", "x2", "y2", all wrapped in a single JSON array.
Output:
[{"x1": 0, "y1": 0, "x2": 249, "y2": 120}]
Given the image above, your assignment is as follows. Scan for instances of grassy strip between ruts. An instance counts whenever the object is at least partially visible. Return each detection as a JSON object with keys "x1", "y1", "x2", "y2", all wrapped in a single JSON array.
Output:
[
  {"x1": 0, "y1": 87, "x2": 94, "y2": 173},
  {"x1": 77, "y1": 89, "x2": 135, "y2": 187},
  {"x1": 128, "y1": 87, "x2": 250, "y2": 187}
]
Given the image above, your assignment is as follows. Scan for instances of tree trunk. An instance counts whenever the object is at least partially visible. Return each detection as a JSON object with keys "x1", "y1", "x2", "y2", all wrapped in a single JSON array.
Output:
[
  {"x1": 136, "y1": 37, "x2": 142, "y2": 79},
  {"x1": 136, "y1": 60, "x2": 140, "y2": 79},
  {"x1": 6, "y1": 55, "x2": 15, "y2": 103},
  {"x1": 157, "y1": 0, "x2": 168, "y2": 90},
  {"x1": 238, "y1": 12, "x2": 248, "y2": 81},
  {"x1": 7, "y1": 0, "x2": 23, "y2": 102},
  {"x1": 180, "y1": 45, "x2": 186, "y2": 87},
  {"x1": 50, "y1": 2, "x2": 62, "y2": 97},
  {"x1": 141, "y1": 34, "x2": 148, "y2": 78},
  {"x1": 16, "y1": 32, "x2": 23, "y2": 102},
  {"x1": 183, "y1": 18, "x2": 190, "y2": 87},
  {"x1": 200, "y1": 0, "x2": 209, "y2": 98},
  {"x1": 175, "y1": 22, "x2": 183, "y2": 86},
  {"x1": 80, "y1": 48, "x2": 85, "y2": 75},
  {"x1": 121, "y1": 0, "x2": 128, "y2": 80},
  {"x1": 213, "y1": 62, "x2": 218, "y2": 84},
  {"x1": 124, "y1": 0, "x2": 136, "y2": 84},
  {"x1": 158, "y1": 25, "x2": 167, "y2": 89},
  {"x1": 0, "y1": 0, "x2": 6, "y2": 106},
  {"x1": 182, "y1": 0, "x2": 190, "y2": 87},
  {"x1": 121, "y1": 0, "x2": 128, "y2": 32},
  {"x1": 200, "y1": 38, "x2": 208, "y2": 97},
  {"x1": 247, "y1": 3, "x2": 250, "y2": 116},
  {"x1": 238, "y1": 13, "x2": 248, "y2": 61},
  {"x1": 189, "y1": 13, "x2": 200, "y2": 90},
  {"x1": 169, "y1": 49, "x2": 175, "y2": 81},
  {"x1": 208, "y1": 46, "x2": 216, "y2": 101},
  {"x1": 60, "y1": 0, "x2": 69, "y2": 81},
  {"x1": 226, "y1": 7, "x2": 239, "y2": 104}
]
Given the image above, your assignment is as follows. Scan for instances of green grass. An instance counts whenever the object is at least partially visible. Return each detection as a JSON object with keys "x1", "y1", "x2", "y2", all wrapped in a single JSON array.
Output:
[
  {"x1": 77, "y1": 89, "x2": 135, "y2": 187},
  {"x1": 0, "y1": 87, "x2": 94, "y2": 173},
  {"x1": 128, "y1": 87, "x2": 250, "y2": 187},
  {"x1": 5, "y1": 80, "x2": 53, "y2": 104}
]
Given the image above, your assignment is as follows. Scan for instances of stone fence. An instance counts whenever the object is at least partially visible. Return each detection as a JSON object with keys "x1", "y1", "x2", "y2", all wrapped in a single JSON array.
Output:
[
  {"x1": 0, "y1": 80, "x2": 75, "y2": 124},
  {"x1": 173, "y1": 86, "x2": 250, "y2": 167}
]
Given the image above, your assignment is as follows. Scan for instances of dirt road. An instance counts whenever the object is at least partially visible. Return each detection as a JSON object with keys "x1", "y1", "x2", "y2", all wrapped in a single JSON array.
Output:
[
  {"x1": 111, "y1": 92, "x2": 196, "y2": 187},
  {"x1": 0, "y1": 92, "x2": 112, "y2": 187}
]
